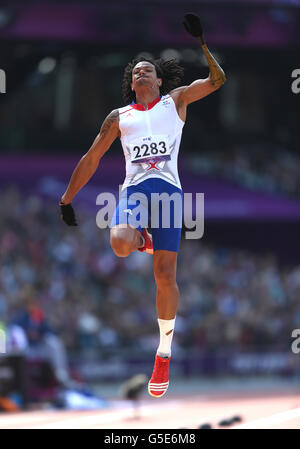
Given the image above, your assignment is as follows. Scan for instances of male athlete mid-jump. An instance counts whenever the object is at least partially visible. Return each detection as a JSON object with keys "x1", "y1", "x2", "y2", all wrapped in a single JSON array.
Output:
[{"x1": 59, "y1": 14, "x2": 226, "y2": 398}]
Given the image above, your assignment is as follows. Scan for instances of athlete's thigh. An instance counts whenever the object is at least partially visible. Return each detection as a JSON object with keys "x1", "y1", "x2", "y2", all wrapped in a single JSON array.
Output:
[
  {"x1": 109, "y1": 185, "x2": 149, "y2": 233},
  {"x1": 150, "y1": 180, "x2": 183, "y2": 253},
  {"x1": 151, "y1": 226, "x2": 182, "y2": 253}
]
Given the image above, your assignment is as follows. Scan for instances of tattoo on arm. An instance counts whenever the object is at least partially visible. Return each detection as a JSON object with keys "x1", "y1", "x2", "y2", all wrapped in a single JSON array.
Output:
[
  {"x1": 201, "y1": 45, "x2": 226, "y2": 87},
  {"x1": 100, "y1": 109, "x2": 120, "y2": 138}
]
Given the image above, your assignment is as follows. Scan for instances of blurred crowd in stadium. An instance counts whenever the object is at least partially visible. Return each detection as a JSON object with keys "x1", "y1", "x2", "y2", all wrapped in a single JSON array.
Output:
[
  {"x1": 187, "y1": 143, "x2": 300, "y2": 199},
  {"x1": 0, "y1": 185, "x2": 298, "y2": 369}
]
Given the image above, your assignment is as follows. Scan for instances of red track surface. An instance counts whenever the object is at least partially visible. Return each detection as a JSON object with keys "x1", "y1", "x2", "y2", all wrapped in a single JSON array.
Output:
[{"x1": 1, "y1": 391, "x2": 300, "y2": 429}]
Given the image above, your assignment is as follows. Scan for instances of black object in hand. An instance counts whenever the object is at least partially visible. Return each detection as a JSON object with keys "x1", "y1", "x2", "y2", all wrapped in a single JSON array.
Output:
[
  {"x1": 59, "y1": 202, "x2": 78, "y2": 226},
  {"x1": 183, "y1": 13, "x2": 203, "y2": 38}
]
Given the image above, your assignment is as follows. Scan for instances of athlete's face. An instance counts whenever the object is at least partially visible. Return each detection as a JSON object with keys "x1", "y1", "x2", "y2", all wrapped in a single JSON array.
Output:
[{"x1": 131, "y1": 62, "x2": 162, "y2": 92}]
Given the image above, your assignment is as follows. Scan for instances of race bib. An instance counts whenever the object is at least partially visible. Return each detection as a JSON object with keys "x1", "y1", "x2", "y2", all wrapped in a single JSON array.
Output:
[{"x1": 129, "y1": 135, "x2": 171, "y2": 164}]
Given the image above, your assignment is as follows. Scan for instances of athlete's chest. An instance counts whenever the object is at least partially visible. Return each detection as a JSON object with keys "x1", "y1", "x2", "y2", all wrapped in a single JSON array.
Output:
[{"x1": 120, "y1": 103, "x2": 175, "y2": 138}]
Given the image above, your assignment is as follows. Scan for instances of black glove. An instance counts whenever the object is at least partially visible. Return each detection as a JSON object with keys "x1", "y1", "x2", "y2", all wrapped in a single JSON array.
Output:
[
  {"x1": 59, "y1": 201, "x2": 78, "y2": 226},
  {"x1": 183, "y1": 13, "x2": 203, "y2": 38}
]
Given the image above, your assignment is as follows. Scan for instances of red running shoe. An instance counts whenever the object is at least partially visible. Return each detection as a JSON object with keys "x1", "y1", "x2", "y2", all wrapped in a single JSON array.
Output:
[
  {"x1": 138, "y1": 228, "x2": 153, "y2": 255},
  {"x1": 148, "y1": 354, "x2": 170, "y2": 398}
]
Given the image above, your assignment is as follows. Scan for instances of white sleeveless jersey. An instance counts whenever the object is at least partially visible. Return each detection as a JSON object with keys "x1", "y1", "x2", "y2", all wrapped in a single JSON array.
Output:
[{"x1": 118, "y1": 94, "x2": 184, "y2": 191}]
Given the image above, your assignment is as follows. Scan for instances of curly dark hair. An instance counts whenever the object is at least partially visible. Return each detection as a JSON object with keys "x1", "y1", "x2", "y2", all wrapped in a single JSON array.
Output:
[{"x1": 122, "y1": 56, "x2": 184, "y2": 105}]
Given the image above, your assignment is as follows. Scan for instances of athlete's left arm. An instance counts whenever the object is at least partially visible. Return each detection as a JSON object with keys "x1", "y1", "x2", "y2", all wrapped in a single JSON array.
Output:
[
  {"x1": 171, "y1": 75, "x2": 223, "y2": 108},
  {"x1": 171, "y1": 45, "x2": 226, "y2": 107},
  {"x1": 172, "y1": 13, "x2": 226, "y2": 107}
]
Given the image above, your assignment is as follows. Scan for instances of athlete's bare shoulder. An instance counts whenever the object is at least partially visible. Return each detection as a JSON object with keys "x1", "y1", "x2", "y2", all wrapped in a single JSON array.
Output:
[
  {"x1": 100, "y1": 109, "x2": 120, "y2": 139},
  {"x1": 168, "y1": 87, "x2": 188, "y2": 122},
  {"x1": 169, "y1": 86, "x2": 186, "y2": 98}
]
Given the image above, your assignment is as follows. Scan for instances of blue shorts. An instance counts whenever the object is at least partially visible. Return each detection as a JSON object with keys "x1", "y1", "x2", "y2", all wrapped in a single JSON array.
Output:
[{"x1": 110, "y1": 178, "x2": 183, "y2": 252}]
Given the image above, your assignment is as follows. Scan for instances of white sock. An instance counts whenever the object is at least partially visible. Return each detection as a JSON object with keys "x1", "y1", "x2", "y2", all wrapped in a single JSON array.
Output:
[{"x1": 157, "y1": 318, "x2": 176, "y2": 358}]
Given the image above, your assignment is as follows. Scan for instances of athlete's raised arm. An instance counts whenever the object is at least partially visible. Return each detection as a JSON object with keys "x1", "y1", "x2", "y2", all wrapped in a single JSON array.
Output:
[
  {"x1": 170, "y1": 13, "x2": 226, "y2": 113},
  {"x1": 59, "y1": 109, "x2": 120, "y2": 226}
]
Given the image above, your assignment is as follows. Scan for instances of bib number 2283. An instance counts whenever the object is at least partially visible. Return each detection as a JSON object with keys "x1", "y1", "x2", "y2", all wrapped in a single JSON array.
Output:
[{"x1": 129, "y1": 135, "x2": 170, "y2": 164}]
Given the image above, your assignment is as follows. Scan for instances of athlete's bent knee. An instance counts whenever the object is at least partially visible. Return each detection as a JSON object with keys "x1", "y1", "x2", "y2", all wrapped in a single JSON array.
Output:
[
  {"x1": 110, "y1": 227, "x2": 134, "y2": 257},
  {"x1": 110, "y1": 235, "x2": 132, "y2": 257}
]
